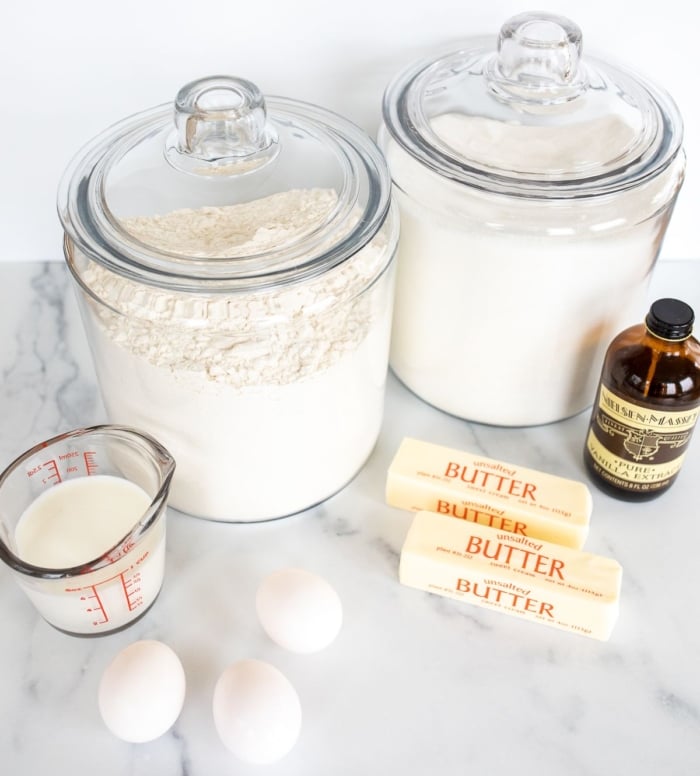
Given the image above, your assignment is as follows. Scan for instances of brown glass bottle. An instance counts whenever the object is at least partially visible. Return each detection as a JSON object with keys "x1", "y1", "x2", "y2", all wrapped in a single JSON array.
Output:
[{"x1": 583, "y1": 298, "x2": 700, "y2": 500}]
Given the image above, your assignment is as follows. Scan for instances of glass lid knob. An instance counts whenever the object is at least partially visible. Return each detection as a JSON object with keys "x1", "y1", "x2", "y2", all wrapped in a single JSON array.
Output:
[
  {"x1": 165, "y1": 75, "x2": 279, "y2": 175},
  {"x1": 486, "y1": 12, "x2": 588, "y2": 105}
]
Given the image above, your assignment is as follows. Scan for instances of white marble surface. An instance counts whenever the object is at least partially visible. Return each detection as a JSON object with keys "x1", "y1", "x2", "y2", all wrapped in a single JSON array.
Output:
[{"x1": 1, "y1": 260, "x2": 699, "y2": 775}]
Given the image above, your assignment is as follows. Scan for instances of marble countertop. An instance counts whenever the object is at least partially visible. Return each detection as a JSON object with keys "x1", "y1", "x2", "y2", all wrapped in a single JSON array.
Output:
[{"x1": 1, "y1": 260, "x2": 699, "y2": 775}]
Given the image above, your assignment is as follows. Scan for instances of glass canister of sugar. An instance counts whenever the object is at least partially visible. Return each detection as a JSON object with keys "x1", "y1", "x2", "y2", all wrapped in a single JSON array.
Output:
[
  {"x1": 58, "y1": 76, "x2": 398, "y2": 521},
  {"x1": 379, "y1": 12, "x2": 685, "y2": 426}
]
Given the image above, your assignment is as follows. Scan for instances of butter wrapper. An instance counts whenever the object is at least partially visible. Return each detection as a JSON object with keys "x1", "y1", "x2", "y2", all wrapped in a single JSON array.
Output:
[
  {"x1": 387, "y1": 437, "x2": 591, "y2": 549},
  {"x1": 399, "y1": 511, "x2": 622, "y2": 641}
]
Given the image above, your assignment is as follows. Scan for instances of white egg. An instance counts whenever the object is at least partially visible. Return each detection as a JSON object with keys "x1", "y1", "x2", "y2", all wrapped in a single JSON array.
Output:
[
  {"x1": 98, "y1": 640, "x2": 186, "y2": 743},
  {"x1": 256, "y1": 567, "x2": 343, "y2": 654},
  {"x1": 213, "y1": 659, "x2": 302, "y2": 764}
]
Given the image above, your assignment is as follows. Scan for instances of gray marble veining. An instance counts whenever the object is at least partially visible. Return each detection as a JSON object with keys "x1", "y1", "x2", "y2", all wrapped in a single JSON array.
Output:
[{"x1": 1, "y1": 260, "x2": 699, "y2": 775}]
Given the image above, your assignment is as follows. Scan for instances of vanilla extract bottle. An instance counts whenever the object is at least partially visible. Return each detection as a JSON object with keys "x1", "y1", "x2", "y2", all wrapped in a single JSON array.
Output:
[{"x1": 584, "y1": 298, "x2": 700, "y2": 500}]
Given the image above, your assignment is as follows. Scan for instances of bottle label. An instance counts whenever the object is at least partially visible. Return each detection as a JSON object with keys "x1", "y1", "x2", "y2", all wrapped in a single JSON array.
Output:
[{"x1": 586, "y1": 385, "x2": 699, "y2": 492}]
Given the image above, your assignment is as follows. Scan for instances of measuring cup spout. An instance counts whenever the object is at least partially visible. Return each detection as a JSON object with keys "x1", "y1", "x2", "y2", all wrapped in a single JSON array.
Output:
[
  {"x1": 158, "y1": 451, "x2": 175, "y2": 487},
  {"x1": 146, "y1": 437, "x2": 176, "y2": 499}
]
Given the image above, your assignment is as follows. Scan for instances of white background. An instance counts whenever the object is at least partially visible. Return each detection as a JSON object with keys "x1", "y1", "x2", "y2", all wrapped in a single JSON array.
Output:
[{"x1": 3, "y1": 0, "x2": 698, "y2": 262}]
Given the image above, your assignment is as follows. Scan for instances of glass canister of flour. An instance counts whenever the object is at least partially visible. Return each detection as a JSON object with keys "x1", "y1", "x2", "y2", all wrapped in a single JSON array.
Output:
[
  {"x1": 58, "y1": 75, "x2": 398, "y2": 521},
  {"x1": 379, "y1": 12, "x2": 685, "y2": 426}
]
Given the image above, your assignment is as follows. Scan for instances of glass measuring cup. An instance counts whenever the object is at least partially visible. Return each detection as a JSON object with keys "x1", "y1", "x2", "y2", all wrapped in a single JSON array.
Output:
[{"x1": 0, "y1": 425, "x2": 175, "y2": 636}]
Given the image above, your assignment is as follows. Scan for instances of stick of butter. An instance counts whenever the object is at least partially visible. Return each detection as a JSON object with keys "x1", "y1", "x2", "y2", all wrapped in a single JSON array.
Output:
[
  {"x1": 386, "y1": 437, "x2": 591, "y2": 549},
  {"x1": 400, "y1": 511, "x2": 622, "y2": 641}
]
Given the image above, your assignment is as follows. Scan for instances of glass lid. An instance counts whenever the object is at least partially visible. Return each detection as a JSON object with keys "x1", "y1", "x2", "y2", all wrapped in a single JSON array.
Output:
[
  {"x1": 58, "y1": 75, "x2": 391, "y2": 290},
  {"x1": 382, "y1": 12, "x2": 684, "y2": 198}
]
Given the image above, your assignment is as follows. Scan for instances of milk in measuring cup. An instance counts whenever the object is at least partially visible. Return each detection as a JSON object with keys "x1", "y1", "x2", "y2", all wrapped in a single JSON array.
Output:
[
  {"x1": 16, "y1": 476, "x2": 150, "y2": 566},
  {"x1": 15, "y1": 475, "x2": 165, "y2": 633}
]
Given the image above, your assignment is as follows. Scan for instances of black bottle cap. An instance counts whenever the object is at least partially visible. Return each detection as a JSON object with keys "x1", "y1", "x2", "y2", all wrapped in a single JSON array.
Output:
[{"x1": 645, "y1": 298, "x2": 695, "y2": 340}]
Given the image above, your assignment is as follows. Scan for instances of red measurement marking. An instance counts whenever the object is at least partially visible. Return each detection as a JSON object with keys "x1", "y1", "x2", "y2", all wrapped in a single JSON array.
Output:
[
  {"x1": 41, "y1": 459, "x2": 62, "y2": 485},
  {"x1": 67, "y1": 564, "x2": 146, "y2": 626},
  {"x1": 83, "y1": 451, "x2": 99, "y2": 476},
  {"x1": 81, "y1": 586, "x2": 109, "y2": 626},
  {"x1": 122, "y1": 570, "x2": 143, "y2": 611}
]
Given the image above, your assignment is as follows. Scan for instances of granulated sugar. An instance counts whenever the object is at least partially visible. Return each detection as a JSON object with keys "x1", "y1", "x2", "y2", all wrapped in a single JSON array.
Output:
[
  {"x1": 383, "y1": 114, "x2": 679, "y2": 426},
  {"x1": 79, "y1": 189, "x2": 395, "y2": 520}
]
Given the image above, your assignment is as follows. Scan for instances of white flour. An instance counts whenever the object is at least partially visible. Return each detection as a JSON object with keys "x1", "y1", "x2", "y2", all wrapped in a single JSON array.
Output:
[
  {"x1": 382, "y1": 113, "x2": 683, "y2": 426},
  {"x1": 78, "y1": 189, "x2": 395, "y2": 520}
]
